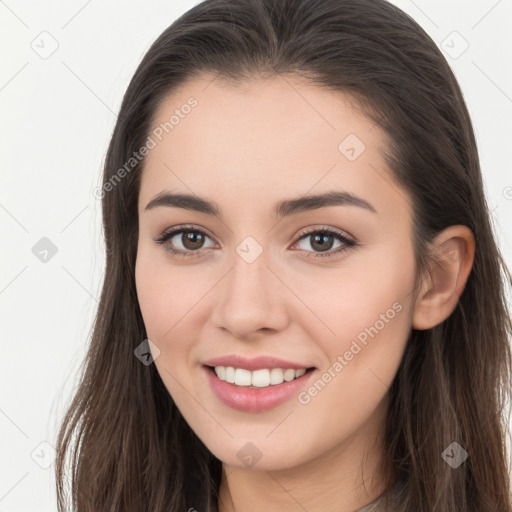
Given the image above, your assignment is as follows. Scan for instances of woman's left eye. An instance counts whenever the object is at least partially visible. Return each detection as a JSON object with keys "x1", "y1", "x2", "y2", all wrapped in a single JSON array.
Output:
[
  {"x1": 153, "y1": 224, "x2": 358, "y2": 259},
  {"x1": 292, "y1": 227, "x2": 357, "y2": 259}
]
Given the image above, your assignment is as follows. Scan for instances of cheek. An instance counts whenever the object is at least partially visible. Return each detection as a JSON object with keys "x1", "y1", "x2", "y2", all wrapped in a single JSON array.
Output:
[
  {"x1": 287, "y1": 268, "x2": 413, "y2": 462},
  {"x1": 135, "y1": 248, "x2": 216, "y2": 375},
  {"x1": 135, "y1": 254, "x2": 169, "y2": 339},
  {"x1": 290, "y1": 250, "x2": 415, "y2": 350},
  {"x1": 135, "y1": 253, "x2": 198, "y2": 399},
  {"x1": 136, "y1": 248, "x2": 198, "y2": 339}
]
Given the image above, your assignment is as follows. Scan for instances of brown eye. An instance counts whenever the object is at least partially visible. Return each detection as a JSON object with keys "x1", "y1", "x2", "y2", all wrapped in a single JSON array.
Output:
[
  {"x1": 293, "y1": 227, "x2": 358, "y2": 259},
  {"x1": 309, "y1": 233, "x2": 335, "y2": 252},
  {"x1": 154, "y1": 225, "x2": 216, "y2": 257},
  {"x1": 181, "y1": 230, "x2": 206, "y2": 250}
]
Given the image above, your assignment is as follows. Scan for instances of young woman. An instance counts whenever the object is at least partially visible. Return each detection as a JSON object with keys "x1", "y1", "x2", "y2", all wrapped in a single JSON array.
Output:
[{"x1": 55, "y1": 0, "x2": 512, "y2": 510}]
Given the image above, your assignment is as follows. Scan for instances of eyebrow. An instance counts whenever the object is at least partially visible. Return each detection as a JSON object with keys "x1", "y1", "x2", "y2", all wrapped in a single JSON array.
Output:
[{"x1": 144, "y1": 190, "x2": 377, "y2": 218}]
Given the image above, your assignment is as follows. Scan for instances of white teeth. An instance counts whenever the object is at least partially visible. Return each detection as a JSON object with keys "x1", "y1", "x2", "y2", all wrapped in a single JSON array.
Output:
[
  {"x1": 225, "y1": 366, "x2": 236, "y2": 383},
  {"x1": 270, "y1": 368, "x2": 284, "y2": 385},
  {"x1": 252, "y1": 369, "x2": 270, "y2": 387},
  {"x1": 234, "y1": 368, "x2": 252, "y2": 386},
  {"x1": 215, "y1": 366, "x2": 226, "y2": 380},
  {"x1": 283, "y1": 369, "x2": 296, "y2": 382},
  {"x1": 213, "y1": 366, "x2": 308, "y2": 387}
]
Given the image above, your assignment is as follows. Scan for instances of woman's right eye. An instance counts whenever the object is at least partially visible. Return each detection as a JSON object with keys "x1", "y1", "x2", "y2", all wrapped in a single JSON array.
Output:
[{"x1": 153, "y1": 225, "x2": 216, "y2": 258}]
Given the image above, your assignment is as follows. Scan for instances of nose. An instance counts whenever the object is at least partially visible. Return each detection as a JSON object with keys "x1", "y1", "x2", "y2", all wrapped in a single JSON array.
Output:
[{"x1": 210, "y1": 246, "x2": 290, "y2": 341}]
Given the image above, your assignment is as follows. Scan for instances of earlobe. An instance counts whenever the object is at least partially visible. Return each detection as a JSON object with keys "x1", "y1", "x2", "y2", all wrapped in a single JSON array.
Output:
[{"x1": 412, "y1": 225, "x2": 475, "y2": 330}]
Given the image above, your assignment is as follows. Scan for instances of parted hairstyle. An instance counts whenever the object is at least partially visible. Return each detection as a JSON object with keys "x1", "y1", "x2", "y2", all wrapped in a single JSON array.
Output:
[{"x1": 55, "y1": 0, "x2": 512, "y2": 510}]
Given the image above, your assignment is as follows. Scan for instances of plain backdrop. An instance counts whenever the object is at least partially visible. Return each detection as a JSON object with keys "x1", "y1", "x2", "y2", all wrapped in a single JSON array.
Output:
[{"x1": 1, "y1": 0, "x2": 511, "y2": 510}]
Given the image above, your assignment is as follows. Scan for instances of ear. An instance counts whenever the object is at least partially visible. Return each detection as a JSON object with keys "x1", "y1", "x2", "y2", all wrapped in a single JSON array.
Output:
[{"x1": 412, "y1": 225, "x2": 475, "y2": 330}]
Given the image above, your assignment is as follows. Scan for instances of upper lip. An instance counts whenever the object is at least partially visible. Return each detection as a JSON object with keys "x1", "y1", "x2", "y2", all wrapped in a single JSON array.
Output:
[{"x1": 202, "y1": 355, "x2": 314, "y2": 371}]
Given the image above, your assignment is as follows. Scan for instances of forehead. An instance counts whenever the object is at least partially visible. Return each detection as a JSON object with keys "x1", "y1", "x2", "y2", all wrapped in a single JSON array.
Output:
[{"x1": 138, "y1": 73, "x2": 410, "y2": 222}]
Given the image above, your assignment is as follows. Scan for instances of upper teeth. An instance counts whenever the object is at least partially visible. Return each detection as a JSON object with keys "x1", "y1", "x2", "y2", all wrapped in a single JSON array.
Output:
[{"x1": 214, "y1": 366, "x2": 307, "y2": 387}]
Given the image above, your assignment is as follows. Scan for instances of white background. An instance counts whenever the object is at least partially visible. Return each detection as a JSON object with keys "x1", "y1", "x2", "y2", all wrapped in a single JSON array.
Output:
[{"x1": 1, "y1": 0, "x2": 511, "y2": 510}]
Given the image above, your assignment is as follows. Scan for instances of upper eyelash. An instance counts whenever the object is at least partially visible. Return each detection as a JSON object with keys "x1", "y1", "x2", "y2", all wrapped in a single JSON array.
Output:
[
  {"x1": 294, "y1": 227, "x2": 357, "y2": 258},
  {"x1": 154, "y1": 225, "x2": 213, "y2": 258},
  {"x1": 153, "y1": 224, "x2": 358, "y2": 259}
]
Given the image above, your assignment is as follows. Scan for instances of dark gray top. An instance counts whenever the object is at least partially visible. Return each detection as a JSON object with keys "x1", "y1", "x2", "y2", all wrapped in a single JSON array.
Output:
[
  {"x1": 355, "y1": 477, "x2": 406, "y2": 511},
  {"x1": 198, "y1": 475, "x2": 407, "y2": 511}
]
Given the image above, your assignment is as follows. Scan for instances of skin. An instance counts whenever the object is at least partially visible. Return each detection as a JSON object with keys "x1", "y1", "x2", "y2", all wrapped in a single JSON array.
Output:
[{"x1": 135, "y1": 73, "x2": 475, "y2": 512}]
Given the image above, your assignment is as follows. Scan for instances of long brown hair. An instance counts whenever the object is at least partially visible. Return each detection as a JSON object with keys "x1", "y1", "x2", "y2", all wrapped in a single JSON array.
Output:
[{"x1": 55, "y1": 0, "x2": 512, "y2": 510}]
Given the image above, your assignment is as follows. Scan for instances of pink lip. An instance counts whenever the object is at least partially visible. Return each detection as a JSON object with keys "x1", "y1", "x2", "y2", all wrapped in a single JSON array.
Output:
[
  {"x1": 202, "y1": 354, "x2": 312, "y2": 371},
  {"x1": 203, "y1": 366, "x2": 316, "y2": 413}
]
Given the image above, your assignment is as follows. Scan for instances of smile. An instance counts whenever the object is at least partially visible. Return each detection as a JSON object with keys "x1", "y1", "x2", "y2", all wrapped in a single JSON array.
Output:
[
  {"x1": 203, "y1": 365, "x2": 316, "y2": 412},
  {"x1": 212, "y1": 366, "x2": 307, "y2": 387}
]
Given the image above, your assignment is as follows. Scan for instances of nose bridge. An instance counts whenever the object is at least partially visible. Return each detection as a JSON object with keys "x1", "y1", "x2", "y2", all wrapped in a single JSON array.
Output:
[
  {"x1": 211, "y1": 236, "x2": 288, "y2": 337},
  {"x1": 226, "y1": 239, "x2": 274, "y2": 310}
]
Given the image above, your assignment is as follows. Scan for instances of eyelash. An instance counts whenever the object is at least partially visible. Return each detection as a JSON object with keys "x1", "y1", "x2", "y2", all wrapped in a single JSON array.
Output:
[{"x1": 153, "y1": 224, "x2": 358, "y2": 260}]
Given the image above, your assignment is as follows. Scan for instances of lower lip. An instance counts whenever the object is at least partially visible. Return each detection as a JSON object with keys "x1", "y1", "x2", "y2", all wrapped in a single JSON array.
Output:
[{"x1": 203, "y1": 366, "x2": 316, "y2": 413}]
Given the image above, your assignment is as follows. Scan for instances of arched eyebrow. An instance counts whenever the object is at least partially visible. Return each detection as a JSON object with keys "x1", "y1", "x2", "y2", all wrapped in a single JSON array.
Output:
[{"x1": 144, "y1": 190, "x2": 377, "y2": 218}]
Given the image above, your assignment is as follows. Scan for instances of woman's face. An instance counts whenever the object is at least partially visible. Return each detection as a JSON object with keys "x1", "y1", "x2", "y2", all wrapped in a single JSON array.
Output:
[{"x1": 135, "y1": 74, "x2": 418, "y2": 470}]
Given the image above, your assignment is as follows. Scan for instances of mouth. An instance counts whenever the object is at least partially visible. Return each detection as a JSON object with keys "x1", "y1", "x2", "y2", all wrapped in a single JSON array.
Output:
[
  {"x1": 203, "y1": 364, "x2": 317, "y2": 412},
  {"x1": 205, "y1": 365, "x2": 316, "y2": 388}
]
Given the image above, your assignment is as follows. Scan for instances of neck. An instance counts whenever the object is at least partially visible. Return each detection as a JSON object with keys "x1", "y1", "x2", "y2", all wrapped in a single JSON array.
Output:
[{"x1": 217, "y1": 396, "x2": 393, "y2": 512}]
